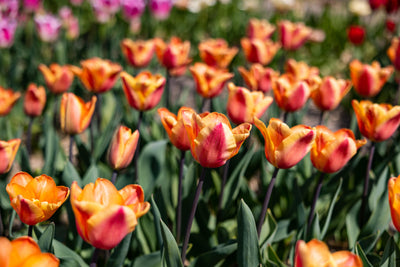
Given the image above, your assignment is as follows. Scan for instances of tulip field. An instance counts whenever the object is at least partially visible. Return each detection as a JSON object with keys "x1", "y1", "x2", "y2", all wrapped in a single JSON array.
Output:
[{"x1": 2, "y1": 0, "x2": 400, "y2": 266}]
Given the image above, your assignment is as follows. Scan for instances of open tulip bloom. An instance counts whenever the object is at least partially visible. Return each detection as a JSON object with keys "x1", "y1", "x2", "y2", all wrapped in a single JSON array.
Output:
[
  {"x1": 198, "y1": 38, "x2": 238, "y2": 69},
  {"x1": 38, "y1": 63, "x2": 74, "y2": 95},
  {"x1": 285, "y1": 58, "x2": 319, "y2": 81},
  {"x1": 121, "y1": 38, "x2": 155, "y2": 68},
  {"x1": 238, "y1": 64, "x2": 279, "y2": 93},
  {"x1": 0, "y1": 86, "x2": 21, "y2": 116}
]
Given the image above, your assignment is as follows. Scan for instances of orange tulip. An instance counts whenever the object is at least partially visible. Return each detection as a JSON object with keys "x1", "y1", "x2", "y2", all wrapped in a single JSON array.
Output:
[
  {"x1": 198, "y1": 38, "x2": 238, "y2": 69},
  {"x1": 70, "y1": 57, "x2": 122, "y2": 93},
  {"x1": 154, "y1": 37, "x2": 191, "y2": 76},
  {"x1": 227, "y1": 83, "x2": 273, "y2": 124},
  {"x1": 0, "y1": 86, "x2": 21, "y2": 116},
  {"x1": 285, "y1": 59, "x2": 319, "y2": 81},
  {"x1": 352, "y1": 99, "x2": 400, "y2": 142},
  {"x1": 0, "y1": 236, "x2": 59, "y2": 267},
  {"x1": 6, "y1": 172, "x2": 70, "y2": 225},
  {"x1": 311, "y1": 126, "x2": 366, "y2": 173},
  {"x1": 0, "y1": 138, "x2": 21, "y2": 174},
  {"x1": 238, "y1": 64, "x2": 279, "y2": 93},
  {"x1": 24, "y1": 83, "x2": 47, "y2": 117},
  {"x1": 60, "y1": 92, "x2": 97, "y2": 135},
  {"x1": 121, "y1": 71, "x2": 165, "y2": 111},
  {"x1": 108, "y1": 126, "x2": 139, "y2": 170},
  {"x1": 247, "y1": 18, "x2": 276, "y2": 40},
  {"x1": 254, "y1": 117, "x2": 315, "y2": 169},
  {"x1": 190, "y1": 63, "x2": 234, "y2": 99},
  {"x1": 121, "y1": 38, "x2": 155, "y2": 68},
  {"x1": 273, "y1": 74, "x2": 311, "y2": 112},
  {"x1": 241, "y1": 38, "x2": 281, "y2": 65},
  {"x1": 349, "y1": 59, "x2": 394, "y2": 97},
  {"x1": 278, "y1": 20, "x2": 312, "y2": 51},
  {"x1": 389, "y1": 175, "x2": 400, "y2": 232},
  {"x1": 387, "y1": 36, "x2": 400, "y2": 71},
  {"x1": 70, "y1": 178, "x2": 150, "y2": 250},
  {"x1": 309, "y1": 76, "x2": 352, "y2": 111},
  {"x1": 183, "y1": 112, "x2": 252, "y2": 168},
  {"x1": 158, "y1": 106, "x2": 198, "y2": 151},
  {"x1": 38, "y1": 63, "x2": 74, "y2": 94},
  {"x1": 295, "y1": 239, "x2": 362, "y2": 267}
]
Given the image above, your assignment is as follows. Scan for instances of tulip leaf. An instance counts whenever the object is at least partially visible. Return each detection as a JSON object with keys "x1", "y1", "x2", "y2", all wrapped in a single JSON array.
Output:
[
  {"x1": 19, "y1": 145, "x2": 31, "y2": 174},
  {"x1": 107, "y1": 232, "x2": 133, "y2": 267},
  {"x1": 8, "y1": 210, "x2": 16, "y2": 238},
  {"x1": 237, "y1": 199, "x2": 260, "y2": 267},
  {"x1": 62, "y1": 161, "x2": 82, "y2": 187},
  {"x1": 379, "y1": 235, "x2": 400, "y2": 267},
  {"x1": 42, "y1": 115, "x2": 59, "y2": 176},
  {"x1": 355, "y1": 243, "x2": 373, "y2": 267},
  {"x1": 53, "y1": 239, "x2": 88, "y2": 267},
  {"x1": 131, "y1": 251, "x2": 161, "y2": 267},
  {"x1": 82, "y1": 163, "x2": 99, "y2": 186},
  {"x1": 160, "y1": 219, "x2": 183, "y2": 267},
  {"x1": 320, "y1": 178, "x2": 342, "y2": 239},
  {"x1": 151, "y1": 195, "x2": 163, "y2": 249},
  {"x1": 360, "y1": 191, "x2": 390, "y2": 238},
  {"x1": 37, "y1": 222, "x2": 55, "y2": 253},
  {"x1": 264, "y1": 245, "x2": 286, "y2": 267},
  {"x1": 346, "y1": 201, "x2": 361, "y2": 249},
  {"x1": 368, "y1": 167, "x2": 389, "y2": 212},
  {"x1": 0, "y1": 179, "x2": 10, "y2": 209},
  {"x1": 358, "y1": 232, "x2": 381, "y2": 254},
  {"x1": 189, "y1": 240, "x2": 237, "y2": 267},
  {"x1": 259, "y1": 210, "x2": 277, "y2": 250}
]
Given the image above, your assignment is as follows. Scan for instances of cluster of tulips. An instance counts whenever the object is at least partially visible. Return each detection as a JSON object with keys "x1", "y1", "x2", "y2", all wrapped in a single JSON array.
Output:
[{"x1": 1, "y1": 12, "x2": 400, "y2": 265}]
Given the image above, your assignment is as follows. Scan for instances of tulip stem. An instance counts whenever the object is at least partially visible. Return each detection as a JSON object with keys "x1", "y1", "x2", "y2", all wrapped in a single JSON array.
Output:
[
  {"x1": 257, "y1": 167, "x2": 280, "y2": 237},
  {"x1": 69, "y1": 135, "x2": 74, "y2": 163},
  {"x1": 360, "y1": 142, "x2": 375, "y2": 226},
  {"x1": 28, "y1": 225, "x2": 33, "y2": 237},
  {"x1": 282, "y1": 112, "x2": 288, "y2": 124},
  {"x1": 165, "y1": 72, "x2": 171, "y2": 110},
  {"x1": 0, "y1": 208, "x2": 3, "y2": 236},
  {"x1": 307, "y1": 172, "x2": 325, "y2": 236},
  {"x1": 201, "y1": 98, "x2": 210, "y2": 112},
  {"x1": 217, "y1": 159, "x2": 230, "y2": 217},
  {"x1": 318, "y1": 111, "x2": 325, "y2": 126},
  {"x1": 176, "y1": 150, "x2": 186, "y2": 243},
  {"x1": 111, "y1": 170, "x2": 118, "y2": 184},
  {"x1": 27, "y1": 117, "x2": 34, "y2": 155},
  {"x1": 181, "y1": 166, "x2": 206, "y2": 263},
  {"x1": 134, "y1": 111, "x2": 144, "y2": 183},
  {"x1": 89, "y1": 248, "x2": 101, "y2": 267}
]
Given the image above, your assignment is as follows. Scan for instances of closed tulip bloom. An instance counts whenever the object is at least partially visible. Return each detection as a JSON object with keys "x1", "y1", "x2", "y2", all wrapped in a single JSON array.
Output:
[
  {"x1": 241, "y1": 38, "x2": 281, "y2": 65},
  {"x1": 183, "y1": 112, "x2": 252, "y2": 168},
  {"x1": 60, "y1": 92, "x2": 97, "y2": 135},
  {"x1": 285, "y1": 59, "x2": 319, "y2": 81},
  {"x1": 389, "y1": 175, "x2": 400, "y2": 232},
  {"x1": 278, "y1": 20, "x2": 312, "y2": 51},
  {"x1": 227, "y1": 83, "x2": 273, "y2": 124},
  {"x1": 108, "y1": 126, "x2": 139, "y2": 170},
  {"x1": 24, "y1": 83, "x2": 47, "y2": 117},
  {"x1": 310, "y1": 76, "x2": 352, "y2": 111},
  {"x1": 0, "y1": 138, "x2": 20, "y2": 174},
  {"x1": 70, "y1": 178, "x2": 150, "y2": 250},
  {"x1": 247, "y1": 18, "x2": 276, "y2": 40},
  {"x1": 387, "y1": 37, "x2": 400, "y2": 71},
  {"x1": 154, "y1": 37, "x2": 191, "y2": 76},
  {"x1": 352, "y1": 99, "x2": 400, "y2": 142},
  {"x1": 6, "y1": 172, "x2": 70, "y2": 225},
  {"x1": 332, "y1": 251, "x2": 364, "y2": 267},
  {"x1": 273, "y1": 74, "x2": 311, "y2": 112},
  {"x1": 254, "y1": 117, "x2": 315, "y2": 169},
  {"x1": 311, "y1": 126, "x2": 366, "y2": 173},
  {"x1": 70, "y1": 57, "x2": 122, "y2": 94},
  {"x1": 238, "y1": 64, "x2": 279, "y2": 93},
  {"x1": 121, "y1": 71, "x2": 165, "y2": 111},
  {"x1": 0, "y1": 18, "x2": 17, "y2": 48},
  {"x1": 190, "y1": 63, "x2": 234, "y2": 98},
  {"x1": 349, "y1": 59, "x2": 394, "y2": 97},
  {"x1": 121, "y1": 39, "x2": 155, "y2": 68},
  {"x1": 34, "y1": 13, "x2": 62, "y2": 43},
  {"x1": 347, "y1": 25, "x2": 365, "y2": 46},
  {"x1": 38, "y1": 64, "x2": 74, "y2": 94},
  {"x1": 198, "y1": 38, "x2": 238, "y2": 69},
  {"x1": 0, "y1": 86, "x2": 21, "y2": 116},
  {"x1": 0, "y1": 236, "x2": 59, "y2": 267},
  {"x1": 158, "y1": 107, "x2": 198, "y2": 150}
]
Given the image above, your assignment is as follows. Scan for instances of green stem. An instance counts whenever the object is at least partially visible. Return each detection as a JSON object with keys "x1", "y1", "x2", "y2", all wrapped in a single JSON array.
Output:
[
  {"x1": 133, "y1": 111, "x2": 144, "y2": 183},
  {"x1": 69, "y1": 135, "x2": 74, "y2": 163},
  {"x1": 307, "y1": 172, "x2": 325, "y2": 236},
  {"x1": 217, "y1": 159, "x2": 230, "y2": 217},
  {"x1": 359, "y1": 142, "x2": 375, "y2": 226},
  {"x1": 176, "y1": 150, "x2": 186, "y2": 243},
  {"x1": 28, "y1": 225, "x2": 33, "y2": 237},
  {"x1": 89, "y1": 248, "x2": 101, "y2": 267},
  {"x1": 26, "y1": 117, "x2": 34, "y2": 155},
  {"x1": 111, "y1": 170, "x2": 118, "y2": 184}
]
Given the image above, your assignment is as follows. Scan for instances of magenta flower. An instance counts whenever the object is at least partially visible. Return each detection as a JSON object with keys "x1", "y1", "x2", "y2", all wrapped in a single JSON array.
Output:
[
  {"x1": 23, "y1": 0, "x2": 42, "y2": 12},
  {"x1": 0, "y1": 0, "x2": 19, "y2": 19},
  {"x1": 90, "y1": 0, "x2": 121, "y2": 23},
  {"x1": 70, "y1": 0, "x2": 84, "y2": 6},
  {"x1": 59, "y1": 7, "x2": 80, "y2": 39},
  {"x1": 149, "y1": 0, "x2": 173, "y2": 20},
  {"x1": 0, "y1": 18, "x2": 17, "y2": 48},
  {"x1": 34, "y1": 13, "x2": 62, "y2": 43},
  {"x1": 121, "y1": 0, "x2": 145, "y2": 20}
]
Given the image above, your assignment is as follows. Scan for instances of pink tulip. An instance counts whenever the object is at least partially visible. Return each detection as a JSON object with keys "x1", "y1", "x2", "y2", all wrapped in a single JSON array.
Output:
[
  {"x1": 24, "y1": 0, "x2": 42, "y2": 12},
  {"x1": 121, "y1": 0, "x2": 145, "y2": 20},
  {"x1": 0, "y1": 18, "x2": 17, "y2": 48},
  {"x1": 34, "y1": 13, "x2": 62, "y2": 43},
  {"x1": 149, "y1": 0, "x2": 173, "y2": 20}
]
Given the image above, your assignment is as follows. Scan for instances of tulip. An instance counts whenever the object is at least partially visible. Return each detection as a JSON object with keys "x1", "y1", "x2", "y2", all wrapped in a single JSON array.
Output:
[
  {"x1": 6, "y1": 172, "x2": 70, "y2": 226},
  {"x1": 90, "y1": 0, "x2": 120, "y2": 23},
  {"x1": 121, "y1": 0, "x2": 146, "y2": 20},
  {"x1": 121, "y1": 71, "x2": 165, "y2": 111},
  {"x1": 369, "y1": 0, "x2": 388, "y2": 9},
  {"x1": 198, "y1": 38, "x2": 238, "y2": 69},
  {"x1": 311, "y1": 126, "x2": 366, "y2": 173},
  {"x1": 0, "y1": 86, "x2": 21, "y2": 116},
  {"x1": 278, "y1": 20, "x2": 312, "y2": 51},
  {"x1": 273, "y1": 74, "x2": 311, "y2": 112},
  {"x1": 59, "y1": 7, "x2": 79, "y2": 40},
  {"x1": 349, "y1": 0, "x2": 372, "y2": 16},
  {"x1": 285, "y1": 59, "x2": 319, "y2": 81},
  {"x1": 238, "y1": 64, "x2": 279, "y2": 93},
  {"x1": 38, "y1": 64, "x2": 75, "y2": 94},
  {"x1": 0, "y1": 18, "x2": 17, "y2": 48},
  {"x1": 247, "y1": 18, "x2": 276, "y2": 41},
  {"x1": 108, "y1": 126, "x2": 139, "y2": 171},
  {"x1": 0, "y1": 236, "x2": 59, "y2": 267},
  {"x1": 389, "y1": 175, "x2": 400, "y2": 232},
  {"x1": 295, "y1": 239, "x2": 362, "y2": 267},
  {"x1": 386, "y1": 19, "x2": 396, "y2": 33},
  {"x1": 154, "y1": 37, "x2": 191, "y2": 76},
  {"x1": 387, "y1": 37, "x2": 400, "y2": 71},
  {"x1": 349, "y1": 59, "x2": 394, "y2": 97},
  {"x1": 227, "y1": 83, "x2": 273, "y2": 124},
  {"x1": 309, "y1": 76, "x2": 352, "y2": 111},
  {"x1": 70, "y1": 57, "x2": 122, "y2": 94},
  {"x1": 183, "y1": 112, "x2": 252, "y2": 168},
  {"x1": 149, "y1": 0, "x2": 173, "y2": 20},
  {"x1": 70, "y1": 178, "x2": 150, "y2": 250},
  {"x1": 190, "y1": 62, "x2": 234, "y2": 99},
  {"x1": 352, "y1": 99, "x2": 400, "y2": 142},
  {"x1": 24, "y1": 0, "x2": 41, "y2": 12},
  {"x1": 347, "y1": 25, "x2": 365, "y2": 46},
  {"x1": 23, "y1": 83, "x2": 47, "y2": 118},
  {"x1": 34, "y1": 13, "x2": 62, "y2": 43},
  {"x1": 0, "y1": 0, "x2": 18, "y2": 19},
  {"x1": 0, "y1": 138, "x2": 20, "y2": 174},
  {"x1": 241, "y1": 38, "x2": 281, "y2": 65},
  {"x1": 60, "y1": 92, "x2": 97, "y2": 135},
  {"x1": 121, "y1": 39, "x2": 155, "y2": 68}
]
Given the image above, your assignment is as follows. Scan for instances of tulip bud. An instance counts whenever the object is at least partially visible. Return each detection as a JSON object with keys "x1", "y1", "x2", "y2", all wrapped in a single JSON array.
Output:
[
  {"x1": 0, "y1": 18, "x2": 17, "y2": 48},
  {"x1": 241, "y1": 38, "x2": 281, "y2": 65},
  {"x1": 198, "y1": 38, "x2": 238, "y2": 69},
  {"x1": 273, "y1": 74, "x2": 311, "y2": 112},
  {"x1": 24, "y1": 83, "x2": 47, "y2": 117},
  {"x1": 121, "y1": 39, "x2": 155, "y2": 68},
  {"x1": 278, "y1": 20, "x2": 312, "y2": 51},
  {"x1": 108, "y1": 126, "x2": 139, "y2": 170},
  {"x1": 34, "y1": 13, "x2": 62, "y2": 43},
  {"x1": 38, "y1": 64, "x2": 75, "y2": 94},
  {"x1": 238, "y1": 64, "x2": 279, "y2": 93},
  {"x1": 154, "y1": 37, "x2": 191, "y2": 76},
  {"x1": 309, "y1": 76, "x2": 351, "y2": 111},
  {"x1": 0, "y1": 138, "x2": 20, "y2": 174},
  {"x1": 347, "y1": 25, "x2": 365, "y2": 46},
  {"x1": 247, "y1": 18, "x2": 276, "y2": 41},
  {"x1": 0, "y1": 86, "x2": 21, "y2": 116}
]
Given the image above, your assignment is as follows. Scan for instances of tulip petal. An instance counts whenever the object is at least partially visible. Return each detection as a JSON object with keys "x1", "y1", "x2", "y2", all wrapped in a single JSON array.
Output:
[
  {"x1": 0, "y1": 237, "x2": 12, "y2": 266},
  {"x1": 389, "y1": 177, "x2": 400, "y2": 232},
  {"x1": 21, "y1": 253, "x2": 60, "y2": 267},
  {"x1": 9, "y1": 237, "x2": 42, "y2": 266},
  {"x1": 332, "y1": 251, "x2": 362, "y2": 267},
  {"x1": 13, "y1": 196, "x2": 45, "y2": 225}
]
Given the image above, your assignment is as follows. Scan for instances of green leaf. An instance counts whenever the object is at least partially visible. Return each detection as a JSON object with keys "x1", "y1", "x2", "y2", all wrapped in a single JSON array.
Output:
[
  {"x1": 346, "y1": 201, "x2": 361, "y2": 249},
  {"x1": 82, "y1": 163, "x2": 99, "y2": 185},
  {"x1": 355, "y1": 243, "x2": 373, "y2": 267},
  {"x1": 38, "y1": 223, "x2": 55, "y2": 253},
  {"x1": 107, "y1": 232, "x2": 133, "y2": 267},
  {"x1": 8, "y1": 210, "x2": 16, "y2": 238},
  {"x1": 368, "y1": 167, "x2": 389, "y2": 211},
  {"x1": 19, "y1": 146, "x2": 32, "y2": 174},
  {"x1": 265, "y1": 245, "x2": 286, "y2": 267},
  {"x1": 190, "y1": 241, "x2": 237, "y2": 267},
  {"x1": 361, "y1": 192, "x2": 390, "y2": 238},
  {"x1": 53, "y1": 239, "x2": 88, "y2": 267},
  {"x1": 132, "y1": 251, "x2": 161, "y2": 267},
  {"x1": 42, "y1": 116, "x2": 59, "y2": 176},
  {"x1": 237, "y1": 199, "x2": 260, "y2": 267},
  {"x1": 160, "y1": 219, "x2": 183, "y2": 267},
  {"x1": 380, "y1": 236, "x2": 400, "y2": 267},
  {"x1": 93, "y1": 110, "x2": 121, "y2": 161},
  {"x1": 0, "y1": 179, "x2": 10, "y2": 209},
  {"x1": 259, "y1": 210, "x2": 277, "y2": 250},
  {"x1": 358, "y1": 232, "x2": 381, "y2": 254},
  {"x1": 151, "y1": 195, "x2": 163, "y2": 249},
  {"x1": 62, "y1": 161, "x2": 82, "y2": 187},
  {"x1": 320, "y1": 178, "x2": 342, "y2": 239}
]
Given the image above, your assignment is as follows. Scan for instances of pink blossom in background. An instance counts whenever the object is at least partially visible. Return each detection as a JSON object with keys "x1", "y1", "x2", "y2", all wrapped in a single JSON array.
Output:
[
  {"x1": 149, "y1": 0, "x2": 173, "y2": 20},
  {"x1": 70, "y1": 0, "x2": 85, "y2": 6},
  {"x1": 59, "y1": 6, "x2": 73, "y2": 20},
  {"x1": 59, "y1": 7, "x2": 80, "y2": 39},
  {"x1": 90, "y1": 0, "x2": 121, "y2": 23},
  {"x1": 34, "y1": 13, "x2": 62, "y2": 42},
  {"x1": 121, "y1": 0, "x2": 145, "y2": 20},
  {"x1": 0, "y1": 18, "x2": 17, "y2": 48},
  {"x1": 24, "y1": 0, "x2": 42, "y2": 12},
  {"x1": 0, "y1": 0, "x2": 19, "y2": 19}
]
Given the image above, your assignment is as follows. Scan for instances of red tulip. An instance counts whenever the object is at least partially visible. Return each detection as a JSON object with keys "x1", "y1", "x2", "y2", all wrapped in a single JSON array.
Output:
[{"x1": 347, "y1": 25, "x2": 365, "y2": 46}]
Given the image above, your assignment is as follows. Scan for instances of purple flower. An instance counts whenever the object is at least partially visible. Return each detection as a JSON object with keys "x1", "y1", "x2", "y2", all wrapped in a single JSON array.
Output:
[
  {"x1": 149, "y1": 0, "x2": 173, "y2": 20},
  {"x1": 121, "y1": 0, "x2": 145, "y2": 20},
  {"x1": 34, "y1": 13, "x2": 62, "y2": 42},
  {"x1": 0, "y1": 18, "x2": 17, "y2": 48}
]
